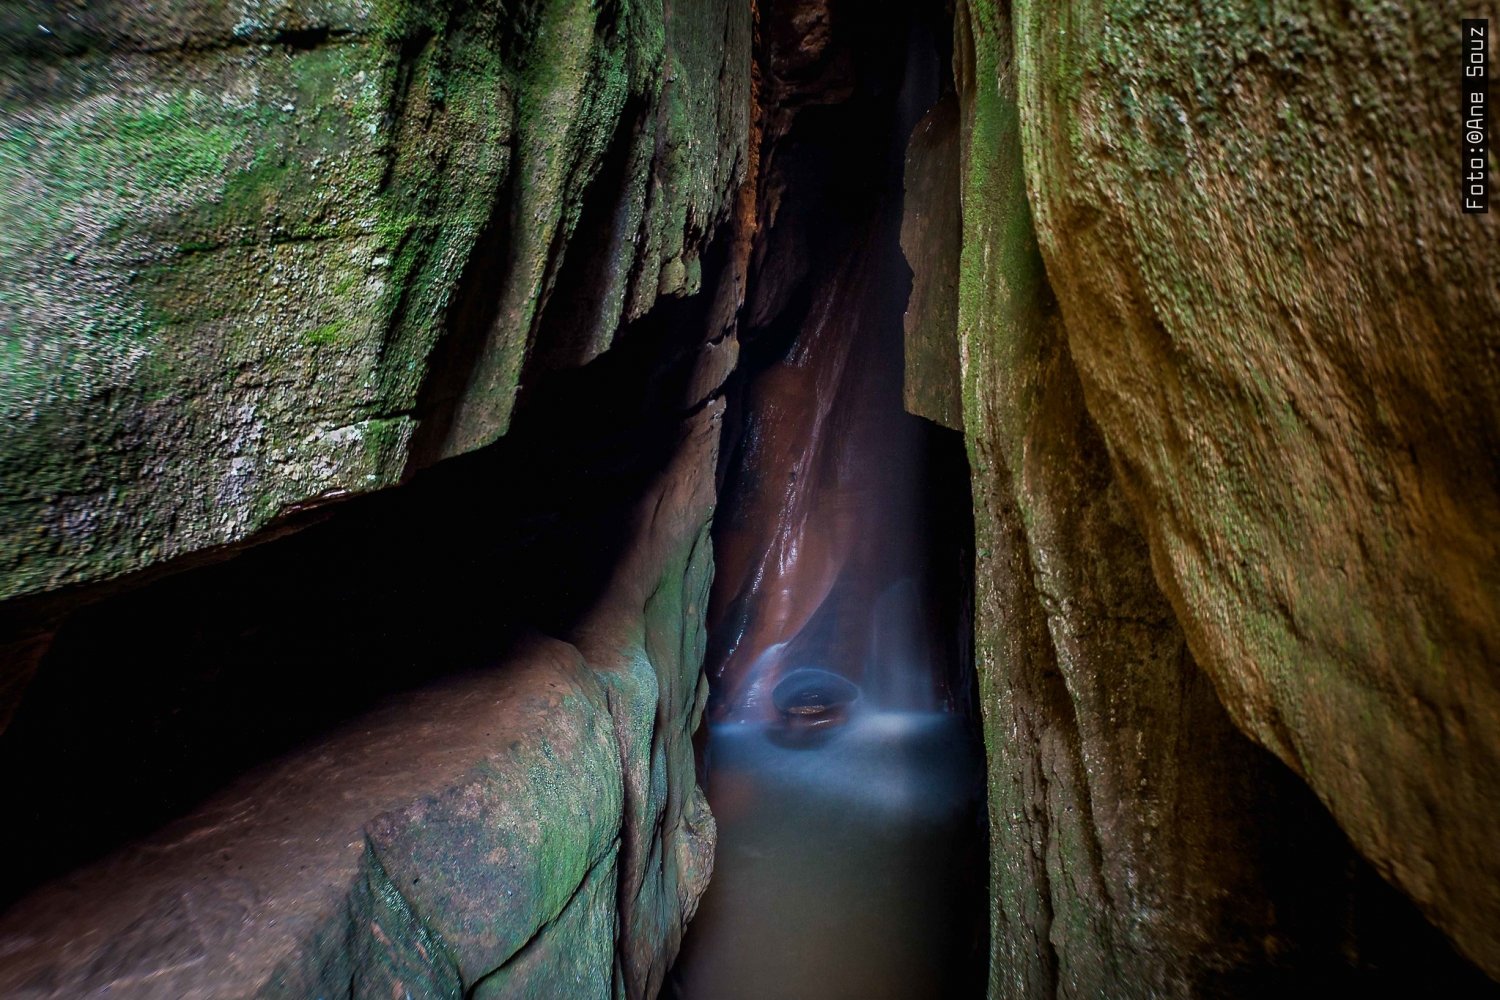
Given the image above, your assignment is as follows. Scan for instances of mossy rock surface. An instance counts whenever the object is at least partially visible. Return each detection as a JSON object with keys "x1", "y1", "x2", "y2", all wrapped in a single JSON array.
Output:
[
  {"x1": 0, "y1": 0, "x2": 748, "y2": 603},
  {"x1": 996, "y1": 0, "x2": 1500, "y2": 980},
  {"x1": 948, "y1": 4, "x2": 1397, "y2": 995},
  {"x1": 0, "y1": 374, "x2": 728, "y2": 1000}
]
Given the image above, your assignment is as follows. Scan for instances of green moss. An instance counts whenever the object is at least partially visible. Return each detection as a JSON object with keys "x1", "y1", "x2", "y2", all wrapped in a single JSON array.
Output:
[
  {"x1": 0, "y1": 0, "x2": 746, "y2": 615},
  {"x1": 0, "y1": 91, "x2": 252, "y2": 414},
  {"x1": 3, "y1": 95, "x2": 245, "y2": 252},
  {"x1": 210, "y1": 155, "x2": 295, "y2": 229},
  {"x1": 370, "y1": 0, "x2": 448, "y2": 43},
  {"x1": 301, "y1": 320, "x2": 348, "y2": 347},
  {"x1": 331, "y1": 271, "x2": 363, "y2": 298},
  {"x1": 360, "y1": 416, "x2": 406, "y2": 468}
]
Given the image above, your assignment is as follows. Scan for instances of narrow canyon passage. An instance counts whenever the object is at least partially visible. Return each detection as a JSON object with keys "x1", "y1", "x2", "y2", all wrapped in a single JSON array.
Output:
[
  {"x1": 2, "y1": 0, "x2": 1499, "y2": 995},
  {"x1": 668, "y1": 228, "x2": 986, "y2": 996},
  {"x1": 671, "y1": 7, "x2": 987, "y2": 993}
]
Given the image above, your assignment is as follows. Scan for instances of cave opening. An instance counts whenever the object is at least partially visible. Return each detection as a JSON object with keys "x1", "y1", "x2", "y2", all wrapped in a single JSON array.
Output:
[{"x1": 670, "y1": 1, "x2": 988, "y2": 995}]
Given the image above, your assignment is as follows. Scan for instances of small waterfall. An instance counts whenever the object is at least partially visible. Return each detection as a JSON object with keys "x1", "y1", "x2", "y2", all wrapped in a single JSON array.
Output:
[
  {"x1": 670, "y1": 4, "x2": 986, "y2": 995},
  {"x1": 863, "y1": 577, "x2": 937, "y2": 713}
]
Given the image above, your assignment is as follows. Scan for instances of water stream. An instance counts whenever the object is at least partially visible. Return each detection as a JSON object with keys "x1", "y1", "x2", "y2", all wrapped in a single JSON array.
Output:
[{"x1": 669, "y1": 153, "x2": 986, "y2": 996}]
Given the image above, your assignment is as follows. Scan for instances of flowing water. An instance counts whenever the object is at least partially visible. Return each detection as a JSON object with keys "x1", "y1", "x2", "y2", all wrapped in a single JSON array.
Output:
[
  {"x1": 669, "y1": 173, "x2": 986, "y2": 1000},
  {"x1": 668, "y1": 14, "x2": 986, "y2": 988}
]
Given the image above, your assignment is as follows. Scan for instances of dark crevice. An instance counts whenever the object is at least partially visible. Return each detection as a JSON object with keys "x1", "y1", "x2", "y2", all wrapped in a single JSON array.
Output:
[
  {"x1": 671, "y1": 1, "x2": 987, "y2": 995},
  {"x1": 272, "y1": 25, "x2": 334, "y2": 50},
  {"x1": 518, "y1": 95, "x2": 654, "y2": 388}
]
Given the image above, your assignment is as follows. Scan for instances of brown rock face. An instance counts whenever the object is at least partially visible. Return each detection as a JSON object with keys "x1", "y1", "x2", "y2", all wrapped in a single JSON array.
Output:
[
  {"x1": 901, "y1": 93, "x2": 963, "y2": 431},
  {"x1": 0, "y1": 637, "x2": 631, "y2": 999},
  {"x1": 708, "y1": 0, "x2": 970, "y2": 726},
  {"x1": 950, "y1": 0, "x2": 1500, "y2": 992},
  {"x1": 709, "y1": 247, "x2": 877, "y2": 720},
  {"x1": 954, "y1": 3, "x2": 1411, "y2": 993},
  {"x1": 1012, "y1": 0, "x2": 1500, "y2": 976},
  {"x1": 0, "y1": 0, "x2": 752, "y2": 988},
  {"x1": 4, "y1": 0, "x2": 1498, "y2": 995},
  {"x1": 0, "y1": 64, "x2": 748, "y2": 989},
  {"x1": 709, "y1": 223, "x2": 967, "y2": 722}
]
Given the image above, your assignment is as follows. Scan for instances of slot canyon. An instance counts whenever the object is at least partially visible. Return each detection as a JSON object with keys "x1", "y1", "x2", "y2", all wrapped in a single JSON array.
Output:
[{"x1": 0, "y1": 0, "x2": 1496, "y2": 997}]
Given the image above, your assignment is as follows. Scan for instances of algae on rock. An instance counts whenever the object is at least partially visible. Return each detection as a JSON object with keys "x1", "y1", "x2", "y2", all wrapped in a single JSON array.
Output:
[
  {"x1": 0, "y1": 1, "x2": 749, "y2": 993},
  {"x1": 950, "y1": 3, "x2": 1369, "y2": 994},
  {"x1": 1011, "y1": 0, "x2": 1500, "y2": 977},
  {"x1": 0, "y1": 0, "x2": 749, "y2": 607},
  {"x1": 947, "y1": 0, "x2": 1500, "y2": 991}
]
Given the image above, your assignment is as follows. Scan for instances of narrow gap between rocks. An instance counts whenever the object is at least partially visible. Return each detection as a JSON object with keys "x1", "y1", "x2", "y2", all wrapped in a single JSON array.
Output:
[{"x1": 669, "y1": 2, "x2": 989, "y2": 995}]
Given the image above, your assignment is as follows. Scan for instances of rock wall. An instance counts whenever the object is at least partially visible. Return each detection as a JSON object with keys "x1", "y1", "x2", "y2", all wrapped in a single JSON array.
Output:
[
  {"x1": 0, "y1": 0, "x2": 748, "y2": 604},
  {"x1": 1015, "y1": 0, "x2": 1500, "y2": 978},
  {"x1": 900, "y1": 93, "x2": 962, "y2": 431},
  {"x1": 0, "y1": 218, "x2": 739, "y2": 1000},
  {"x1": 0, "y1": 0, "x2": 750, "y2": 994},
  {"x1": 952, "y1": 4, "x2": 1344, "y2": 993},
  {"x1": 941, "y1": 0, "x2": 1500, "y2": 991},
  {"x1": 0, "y1": 395, "x2": 723, "y2": 997}
]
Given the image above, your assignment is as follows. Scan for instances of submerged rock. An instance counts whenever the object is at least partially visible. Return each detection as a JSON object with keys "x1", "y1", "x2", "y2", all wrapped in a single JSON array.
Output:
[{"x1": 772, "y1": 667, "x2": 861, "y2": 719}]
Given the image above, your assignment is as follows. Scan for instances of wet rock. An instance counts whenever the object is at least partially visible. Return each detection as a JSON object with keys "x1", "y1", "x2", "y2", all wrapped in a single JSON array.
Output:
[
  {"x1": 772, "y1": 667, "x2": 860, "y2": 718},
  {"x1": 951, "y1": 0, "x2": 1500, "y2": 992},
  {"x1": 0, "y1": 3, "x2": 749, "y2": 988},
  {"x1": 0, "y1": 391, "x2": 726, "y2": 1000},
  {"x1": 900, "y1": 93, "x2": 963, "y2": 431},
  {"x1": 0, "y1": 637, "x2": 621, "y2": 998}
]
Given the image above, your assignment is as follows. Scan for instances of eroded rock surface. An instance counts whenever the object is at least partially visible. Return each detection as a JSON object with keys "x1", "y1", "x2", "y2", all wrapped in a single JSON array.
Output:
[
  {"x1": 0, "y1": 0, "x2": 749, "y2": 605},
  {"x1": 900, "y1": 92, "x2": 962, "y2": 431},
  {"x1": 0, "y1": 638, "x2": 622, "y2": 999},
  {"x1": 4, "y1": 0, "x2": 1500, "y2": 995},
  {"x1": 0, "y1": 0, "x2": 749, "y2": 992},
  {"x1": 0, "y1": 390, "x2": 724, "y2": 999},
  {"x1": 945, "y1": 0, "x2": 1500, "y2": 991},
  {"x1": 955, "y1": 5, "x2": 1381, "y2": 993},
  {"x1": 1011, "y1": 0, "x2": 1500, "y2": 977}
]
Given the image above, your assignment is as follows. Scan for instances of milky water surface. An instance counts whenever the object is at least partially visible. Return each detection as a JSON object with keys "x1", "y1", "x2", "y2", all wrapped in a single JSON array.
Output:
[{"x1": 670, "y1": 709, "x2": 986, "y2": 999}]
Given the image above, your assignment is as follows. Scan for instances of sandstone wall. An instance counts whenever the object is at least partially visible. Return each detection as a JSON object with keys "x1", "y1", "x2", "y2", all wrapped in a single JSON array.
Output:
[
  {"x1": 1014, "y1": 0, "x2": 1500, "y2": 976},
  {"x1": 0, "y1": 397, "x2": 724, "y2": 997},
  {"x1": 949, "y1": 4, "x2": 1365, "y2": 993},
  {"x1": 940, "y1": 0, "x2": 1500, "y2": 989},
  {"x1": 0, "y1": 0, "x2": 748, "y2": 603},
  {"x1": 0, "y1": 0, "x2": 751, "y2": 993}
]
